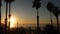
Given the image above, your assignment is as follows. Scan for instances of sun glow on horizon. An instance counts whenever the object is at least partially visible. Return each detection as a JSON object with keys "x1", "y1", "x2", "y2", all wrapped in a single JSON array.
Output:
[{"x1": 10, "y1": 17, "x2": 16, "y2": 28}]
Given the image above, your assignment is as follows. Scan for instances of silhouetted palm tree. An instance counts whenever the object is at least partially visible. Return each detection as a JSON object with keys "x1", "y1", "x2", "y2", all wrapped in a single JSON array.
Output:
[
  {"x1": 5, "y1": 0, "x2": 14, "y2": 34},
  {"x1": 4, "y1": 0, "x2": 9, "y2": 34},
  {"x1": 47, "y1": 2, "x2": 54, "y2": 26},
  {"x1": 32, "y1": 0, "x2": 41, "y2": 34},
  {"x1": 7, "y1": 0, "x2": 14, "y2": 31},
  {"x1": 53, "y1": 7, "x2": 60, "y2": 32},
  {"x1": 47, "y1": 2, "x2": 60, "y2": 33},
  {"x1": 0, "y1": 0, "x2": 3, "y2": 34},
  {"x1": 0, "y1": 0, "x2": 2, "y2": 26}
]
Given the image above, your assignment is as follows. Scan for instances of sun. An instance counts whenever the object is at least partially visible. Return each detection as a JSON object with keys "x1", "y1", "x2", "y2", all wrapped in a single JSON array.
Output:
[
  {"x1": 10, "y1": 17, "x2": 15, "y2": 23},
  {"x1": 10, "y1": 17, "x2": 16, "y2": 28}
]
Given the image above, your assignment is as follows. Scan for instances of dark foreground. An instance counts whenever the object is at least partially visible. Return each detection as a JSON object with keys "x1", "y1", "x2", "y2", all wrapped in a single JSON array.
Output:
[{"x1": 0, "y1": 24, "x2": 60, "y2": 34}]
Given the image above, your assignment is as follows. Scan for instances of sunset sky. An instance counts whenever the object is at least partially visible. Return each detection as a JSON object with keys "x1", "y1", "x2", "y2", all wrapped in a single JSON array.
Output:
[{"x1": 1, "y1": 0, "x2": 60, "y2": 27}]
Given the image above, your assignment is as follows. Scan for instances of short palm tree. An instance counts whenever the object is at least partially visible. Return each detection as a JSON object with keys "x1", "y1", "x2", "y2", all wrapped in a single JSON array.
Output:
[
  {"x1": 0, "y1": 0, "x2": 2, "y2": 26},
  {"x1": 32, "y1": 0, "x2": 41, "y2": 34},
  {"x1": 47, "y1": 2, "x2": 54, "y2": 26}
]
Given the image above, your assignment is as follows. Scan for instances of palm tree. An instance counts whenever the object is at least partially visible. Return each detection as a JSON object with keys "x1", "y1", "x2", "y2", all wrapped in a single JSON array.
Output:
[
  {"x1": 4, "y1": 0, "x2": 9, "y2": 34},
  {"x1": 53, "y1": 7, "x2": 60, "y2": 32},
  {"x1": 7, "y1": 0, "x2": 14, "y2": 31},
  {"x1": 0, "y1": 0, "x2": 2, "y2": 26},
  {"x1": 5, "y1": 0, "x2": 14, "y2": 34},
  {"x1": 0, "y1": 1, "x2": 4, "y2": 34},
  {"x1": 47, "y1": 2, "x2": 54, "y2": 26},
  {"x1": 32, "y1": 0, "x2": 41, "y2": 34},
  {"x1": 47, "y1": 2, "x2": 60, "y2": 33}
]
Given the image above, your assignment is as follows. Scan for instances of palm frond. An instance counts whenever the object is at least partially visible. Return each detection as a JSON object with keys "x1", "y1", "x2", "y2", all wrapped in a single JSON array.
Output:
[
  {"x1": 47, "y1": 2, "x2": 54, "y2": 11},
  {"x1": 4, "y1": 0, "x2": 14, "y2": 3}
]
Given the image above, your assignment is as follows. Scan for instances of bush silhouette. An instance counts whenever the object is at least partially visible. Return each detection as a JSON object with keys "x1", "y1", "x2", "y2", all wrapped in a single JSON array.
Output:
[{"x1": 43, "y1": 24, "x2": 57, "y2": 34}]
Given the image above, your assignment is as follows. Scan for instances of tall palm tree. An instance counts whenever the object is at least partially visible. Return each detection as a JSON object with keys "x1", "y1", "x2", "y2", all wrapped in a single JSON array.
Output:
[
  {"x1": 7, "y1": 0, "x2": 14, "y2": 31},
  {"x1": 47, "y1": 2, "x2": 60, "y2": 33},
  {"x1": 0, "y1": 0, "x2": 2, "y2": 26},
  {"x1": 4, "y1": 0, "x2": 9, "y2": 34},
  {"x1": 32, "y1": 0, "x2": 41, "y2": 34},
  {"x1": 53, "y1": 7, "x2": 60, "y2": 32},
  {"x1": 47, "y1": 2, "x2": 54, "y2": 26},
  {"x1": 5, "y1": 0, "x2": 14, "y2": 34}
]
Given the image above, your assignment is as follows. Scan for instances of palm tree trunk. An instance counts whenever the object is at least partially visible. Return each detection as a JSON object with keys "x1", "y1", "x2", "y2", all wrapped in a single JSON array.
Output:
[
  {"x1": 0, "y1": 6, "x2": 1, "y2": 26},
  {"x1": 9, "y1": 3, "x2": 11, "y2": 34},
  {"x1": 56, "y1": 16, "x2": 59, "y2": 33},
  {"x1": 0, "y1": 0, "x2": 1, "y2": 27},
  {"x1": 37, "y1": 9, "x2": 40, "y2": 34},
  {"x1": 50, "y1": 12, "x2": 53, "y2": 26},
  {"x1": 5, "y1": 2, "x2": 8, "y2": 34}
]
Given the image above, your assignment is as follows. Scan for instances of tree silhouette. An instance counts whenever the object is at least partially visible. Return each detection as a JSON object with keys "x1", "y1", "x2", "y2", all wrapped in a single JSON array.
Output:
[
  {"x1": 32, "y1": 0, "x2": 41, "y2": 34},
  {"x1": 6, "y1": 0, "x2": 14, "y2": 34},
  {"x1": 0, "y1": 0, "x2": 2, "y2": 27},
  {"x1": 47, "y1": 2, "x2": 54, "y2": 26},
  {"x1": 4, "y1": 0, "x2": 9, "y2": 34},
  {"x1": 47, "y1": 2, "x2": 60, "y2": 34},
  {"x1": 43, "y1": 24, "x2": 57, "y2": 34},
  {"x1": 52, "y1": 6, "x2": 60, "y2": 33},
  {"x1": 7, "y1": 0, "x2": 14, "y2": 32},
  {"x1": 0, "y1": 1, "x2": 3, "y2": 34}
]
